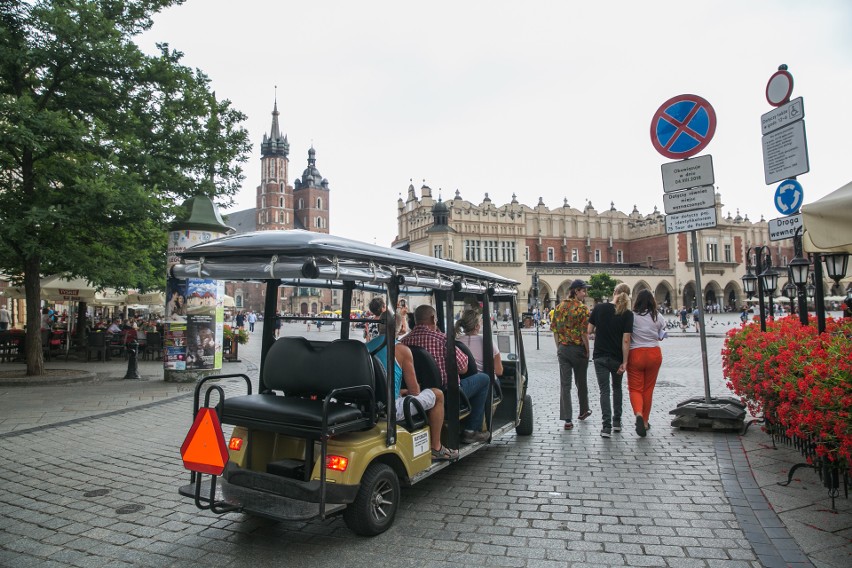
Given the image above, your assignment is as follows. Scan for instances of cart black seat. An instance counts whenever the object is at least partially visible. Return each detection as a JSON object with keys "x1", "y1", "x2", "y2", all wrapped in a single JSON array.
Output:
[{"x1": 219, "y1": 337, "x2": 376, "y2": 438}]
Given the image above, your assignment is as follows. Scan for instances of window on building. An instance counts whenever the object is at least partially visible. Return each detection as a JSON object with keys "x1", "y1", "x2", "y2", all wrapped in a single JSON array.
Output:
[
  {"x1": 546, "y1": 247, "x2": 554, "y2": 262},
  {"x1": 616, "y1": 249, "x2": 624, "y2": 263},
  {"x1": 524, "y1": 245, "x2": 529, "y2": 262},
  {"x1": 316, "y1": 197, "x2": 323, "y2": 209},
  {"x1": 279, "y1": 197, "x2": 284, "y2": 208},
  {"x1": 571, "y1": 248, "x2": 579, "y2": 262},
  {"x1": 464, "y1": 240, "x2": 481, "y2": 262},
  {"x1": 433, "y1": 244, "x2": 443, "y2": 259},
  {"x1": 500, "y1": 241, "x2": 516, "y2": 263},
  {"x1": 594, "y1": 249, "x2": 601, "y2": 263},
  {"x1": 298, "y1": 198, "x2": 304, "y2": 209},
  {"x1": 705, "y1": 238, "x2": 718, "y2": 262},
  {"x1": 724, "y1": 244, "x2": 732, "y2": 263},
  {"x1": 484, "y1": 240, "x2": 499, "y2": 262}
]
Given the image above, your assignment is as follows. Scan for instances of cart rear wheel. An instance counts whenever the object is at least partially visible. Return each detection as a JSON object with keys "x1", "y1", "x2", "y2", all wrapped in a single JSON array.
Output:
[
  {"x1": 516, "y1": 394, "x2": 533, "y2": 436},
  {"x1": 343, "y1": 462, "x2": 399, "y2": 536}
]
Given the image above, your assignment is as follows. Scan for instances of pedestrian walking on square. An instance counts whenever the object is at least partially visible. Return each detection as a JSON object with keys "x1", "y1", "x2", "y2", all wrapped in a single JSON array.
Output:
[
  {"x1": 247, "y1": 311, "x2": 257, "y2": 332},
  {"x1": 588, "y1": 283, "x2": 633, "y2": 438},
  {"x1": 550, "y1": 279, "x2": 592, "y2": 430},
  {"x1": 0, "y1": 304, "x2": 10, "y2": 331},
  {"x1": 626, "y1": 289, "x2": 666, "y2": 437}
]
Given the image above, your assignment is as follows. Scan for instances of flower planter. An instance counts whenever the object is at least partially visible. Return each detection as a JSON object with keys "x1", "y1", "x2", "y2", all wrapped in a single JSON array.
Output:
[{"x1": 723, "y1": 316, "x2": 852, "y2": 510}]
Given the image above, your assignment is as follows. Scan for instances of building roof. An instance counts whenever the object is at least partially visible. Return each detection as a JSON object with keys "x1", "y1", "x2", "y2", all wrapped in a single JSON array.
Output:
[{"x1": 222, "y1": 209, "x2": 256, "y2": 235}]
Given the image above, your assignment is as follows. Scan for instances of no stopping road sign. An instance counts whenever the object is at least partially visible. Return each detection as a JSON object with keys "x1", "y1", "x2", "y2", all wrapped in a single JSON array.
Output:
[{"x1": 651, "y1": 94, "x2": 717, "y2": 160}]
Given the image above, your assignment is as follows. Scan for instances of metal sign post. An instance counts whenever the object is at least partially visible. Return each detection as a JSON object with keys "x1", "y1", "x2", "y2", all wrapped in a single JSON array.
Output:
[
  {"x1": 689, "y1": 231, "x2": 712, "y2": 403},
  {"x1": 650, "y1": 94, "x2": 746, "y2": 431}
]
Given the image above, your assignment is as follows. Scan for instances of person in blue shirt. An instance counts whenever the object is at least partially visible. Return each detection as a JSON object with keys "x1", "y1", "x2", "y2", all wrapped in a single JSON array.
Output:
[{"x1": 367, "y1": 314, "x2": 457, "y2": 461}]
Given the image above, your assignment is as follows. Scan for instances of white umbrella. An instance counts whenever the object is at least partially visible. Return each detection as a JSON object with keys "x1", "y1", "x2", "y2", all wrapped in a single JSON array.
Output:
[
  {"x1": 802, "y1": 181, "x2": 852, "y2": 254},
  {"x1": 124, "y1": 292, "x2": 166, "y2": 305}
]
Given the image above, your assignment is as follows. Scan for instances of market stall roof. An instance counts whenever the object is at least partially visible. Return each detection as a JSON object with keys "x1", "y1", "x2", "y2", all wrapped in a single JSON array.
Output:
[
  {"x1": 802, "y1": 180, "x2": 852, "y2": 254},
  {"x1": 0, "y1": 275, "x2": 120, "y2": 303},
  {"x1": 125, "y1": 292, "x2": 166, "y2": 306}
]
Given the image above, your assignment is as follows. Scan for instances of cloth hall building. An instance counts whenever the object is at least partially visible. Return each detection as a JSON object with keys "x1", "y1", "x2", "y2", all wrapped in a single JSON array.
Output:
[{"x1": 393, "y1": 183, "x2": 795, "y2": 314}]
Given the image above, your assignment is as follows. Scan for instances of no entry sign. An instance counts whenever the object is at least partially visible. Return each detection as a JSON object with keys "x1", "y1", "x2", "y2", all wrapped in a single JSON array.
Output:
[{"x1": 650, "y1": 94, "x2": 717, "y2": 159}]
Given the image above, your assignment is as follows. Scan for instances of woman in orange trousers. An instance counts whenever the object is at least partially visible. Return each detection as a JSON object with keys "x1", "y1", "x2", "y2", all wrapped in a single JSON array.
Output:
[{"x1": 626, "y1": 290, "x2": 666, "y2": 437}]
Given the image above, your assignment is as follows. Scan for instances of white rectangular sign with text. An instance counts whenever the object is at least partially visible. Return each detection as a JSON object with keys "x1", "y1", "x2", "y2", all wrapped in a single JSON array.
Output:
[
  {"x1": 661, "y1": 154, "x2": 715, "y2": 193},
  {"x1": 665, "y1": 207, "x2": 718, "y2": 234},
  {"x1": 663, "y1": 185, "x2": 716, "y2": 214},
  {"x1": 768, "y1": 213, "x2": 803, "y2": 242}
]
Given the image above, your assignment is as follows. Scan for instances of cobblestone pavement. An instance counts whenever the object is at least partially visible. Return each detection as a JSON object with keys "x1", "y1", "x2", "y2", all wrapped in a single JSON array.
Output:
[{"x1": 0, "y1": 320, "x2": 849, "y2": 567}]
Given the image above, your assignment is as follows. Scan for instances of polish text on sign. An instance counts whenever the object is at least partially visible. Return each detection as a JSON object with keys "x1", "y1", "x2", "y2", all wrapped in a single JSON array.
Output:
[
  {"x1": 663, "y1": 185, "x2": 716, "y2": 215},
  {"x1": 661, "y1": 154, "x2": 714, "y2": 193},
  {"x1": 664, "y1": 207, "x2": 718, "y2": 235}
]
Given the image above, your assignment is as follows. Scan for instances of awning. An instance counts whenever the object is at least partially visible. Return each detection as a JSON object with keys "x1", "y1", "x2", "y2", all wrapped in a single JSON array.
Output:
[
  {"x1": 802, "y1": 181, "x2": 852, "y2": 254},
  {"x1": 125, "y1": 292, "x2": 166, "y2": 305}
]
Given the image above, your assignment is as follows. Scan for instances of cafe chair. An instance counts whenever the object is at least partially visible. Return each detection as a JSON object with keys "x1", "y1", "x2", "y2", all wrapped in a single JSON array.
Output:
[
  {"x1": 86, "y1": 332, "x2": 107, "y2": 362},
  {"x1": 144, "y1": 332, "x2": 163, "y2": 361}
]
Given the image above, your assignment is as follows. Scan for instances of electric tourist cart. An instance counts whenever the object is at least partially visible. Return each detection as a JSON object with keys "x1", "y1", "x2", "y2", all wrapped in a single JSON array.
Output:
[{"x1": 176, "y1": 230, "x2": 533, "y2": 535}]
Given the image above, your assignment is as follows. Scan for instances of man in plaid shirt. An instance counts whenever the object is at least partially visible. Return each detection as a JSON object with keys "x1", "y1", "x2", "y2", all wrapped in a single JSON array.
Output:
[{"x1": 401, "y1": 305, "x2": 491, "y2": 444}]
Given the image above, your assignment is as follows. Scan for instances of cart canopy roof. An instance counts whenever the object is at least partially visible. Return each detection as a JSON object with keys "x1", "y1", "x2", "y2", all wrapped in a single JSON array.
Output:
[{"x1": 172, "y1": 230, "x2": 518, "y2": 295}]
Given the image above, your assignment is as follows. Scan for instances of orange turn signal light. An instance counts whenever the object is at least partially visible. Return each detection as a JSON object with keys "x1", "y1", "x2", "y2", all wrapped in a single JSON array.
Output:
[
  {"x1": 326, "y1": 455, "x2": 349, "y2": 471},
  {"x1": 228, "y1": 437, "x2": 243, "y2": 451}
]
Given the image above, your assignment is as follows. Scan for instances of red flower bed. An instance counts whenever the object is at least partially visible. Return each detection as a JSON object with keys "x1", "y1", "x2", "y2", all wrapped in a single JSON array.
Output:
[{"x1": 723, "y1": 316, "x2": 852, "y2": 467}]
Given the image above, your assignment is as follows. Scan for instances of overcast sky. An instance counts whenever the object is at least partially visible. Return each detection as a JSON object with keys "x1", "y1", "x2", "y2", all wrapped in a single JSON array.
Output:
[{"x1": 137, "y1": 0, "x2": 852, "y2": 246}]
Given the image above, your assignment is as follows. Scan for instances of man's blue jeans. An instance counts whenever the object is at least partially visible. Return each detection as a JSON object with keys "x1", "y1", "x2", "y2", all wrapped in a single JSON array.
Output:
[{"x1": 460, "y1": 372, "x2": 490, "y2": 431}]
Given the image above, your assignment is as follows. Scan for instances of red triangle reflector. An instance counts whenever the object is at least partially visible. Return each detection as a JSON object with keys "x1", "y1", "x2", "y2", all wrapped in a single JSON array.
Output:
[{"x1": 180, "y1": 408, "x2": 229, "y2": 476}]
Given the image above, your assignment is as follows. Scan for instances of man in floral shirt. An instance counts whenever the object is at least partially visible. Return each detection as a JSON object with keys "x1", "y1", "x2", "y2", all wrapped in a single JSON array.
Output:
[{"x1": 550, "y1": 279, "x2": 592, "y2": 429}]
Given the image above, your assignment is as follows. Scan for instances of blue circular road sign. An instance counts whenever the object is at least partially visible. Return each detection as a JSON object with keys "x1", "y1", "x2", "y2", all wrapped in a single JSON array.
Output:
[
  {"x1": 774, "y1": 179, "x2": 804, "y2": 215},
  {"x1": 650, "y1": 94, "x2": 717, "y2": 159}
]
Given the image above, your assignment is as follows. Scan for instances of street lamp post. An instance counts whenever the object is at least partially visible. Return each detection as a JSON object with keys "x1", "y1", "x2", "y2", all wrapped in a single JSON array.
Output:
[
  {"x1": 532, "y1": 272, "x2": 540, "y2": 350},
  {"x1": 820, "y1": 251, "x2": 850, "y2": 332},
  {"x1": 783, "y1": 279, "x2": 797, "y2": 316},
  {"x1": 760, "y1": 253, "x2": 780, "y2": 321},
  {"x1": 742, "y1": 246, "x2": 774, "y2": 331},
  {"x1": 788, "y1": 229, "x2": 811, "y2": 326}
]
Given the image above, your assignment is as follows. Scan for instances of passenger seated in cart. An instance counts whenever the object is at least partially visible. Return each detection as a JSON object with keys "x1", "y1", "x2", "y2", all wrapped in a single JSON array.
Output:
[
  {"x1": 402, "y1": 305, "x2": 491, "y2": 444},
  {"x1": 366, "y1": 314, "x2": 458, "y2": 461}
]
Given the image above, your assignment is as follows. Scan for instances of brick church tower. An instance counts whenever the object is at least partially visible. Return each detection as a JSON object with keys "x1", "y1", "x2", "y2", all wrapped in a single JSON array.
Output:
[
  {"x1": 225, "y1": 95, "x2": 334, "y2": 314},
  {"x1": 256, "y1": 98, "x2": 293, "y2": 231},
  {"x1": 293, "y1": 146, "x2": 330, "y2": 233}
]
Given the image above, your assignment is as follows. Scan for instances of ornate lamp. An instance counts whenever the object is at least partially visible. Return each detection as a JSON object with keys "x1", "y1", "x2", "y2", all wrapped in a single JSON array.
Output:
[
  {"x1": 741, "y1": 267, "x2": 757, "y2": 299},
  {"x1": 823, "y1": 253, "x2": 849, "y2": 285},
  {"x1": 783, "y1": 280, "x2": 797, "y2": 301},
  {"x1": 760, "y1": 263, "x2": 780, "y2": 295},
  {"x1": 788, "y1": 254, "x2": 811, "y2": 287}
]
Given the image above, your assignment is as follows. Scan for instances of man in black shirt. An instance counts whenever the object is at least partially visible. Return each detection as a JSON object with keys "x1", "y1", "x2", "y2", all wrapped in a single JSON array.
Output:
[{"x1": 588, "y1": 284, "x2": 634, "y2": 438}]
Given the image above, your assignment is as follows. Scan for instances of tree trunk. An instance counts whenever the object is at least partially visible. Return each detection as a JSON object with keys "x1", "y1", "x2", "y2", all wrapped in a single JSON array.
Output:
[{"x1": 24, "y1": 257, "x2": 44, "y2": 376}]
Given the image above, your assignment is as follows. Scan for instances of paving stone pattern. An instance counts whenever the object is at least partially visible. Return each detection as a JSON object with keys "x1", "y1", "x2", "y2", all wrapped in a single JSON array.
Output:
[{"x1": 0, "y1": 320, "x2": 848, "y2": 567}]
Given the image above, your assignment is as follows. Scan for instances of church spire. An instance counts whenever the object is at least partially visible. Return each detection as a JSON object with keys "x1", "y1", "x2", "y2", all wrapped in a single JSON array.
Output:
[
  {"x1": 270, "y1": 87, "x2": 281, "y2": 140},
  {"x1": 261, "y1": 86, "x2": 289, "y2": 157}
]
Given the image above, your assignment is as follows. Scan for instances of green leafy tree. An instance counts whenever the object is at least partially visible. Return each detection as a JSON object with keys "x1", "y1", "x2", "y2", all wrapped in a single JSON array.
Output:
[
  {"x1": 588, "y1": 273, "x2": 618, "y2": 304},
  {"x1": 0, "y1": 0, "x2": 250, "y2": 375}
]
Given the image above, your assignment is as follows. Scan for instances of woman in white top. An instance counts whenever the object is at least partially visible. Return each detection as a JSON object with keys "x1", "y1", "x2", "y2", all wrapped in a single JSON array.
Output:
[
  {"x1": 626, "y1": 289, "x2": 666, "y2": 437},
  {"x1": 454, "y1": 309, "x2": 503, "y2": 377}
]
